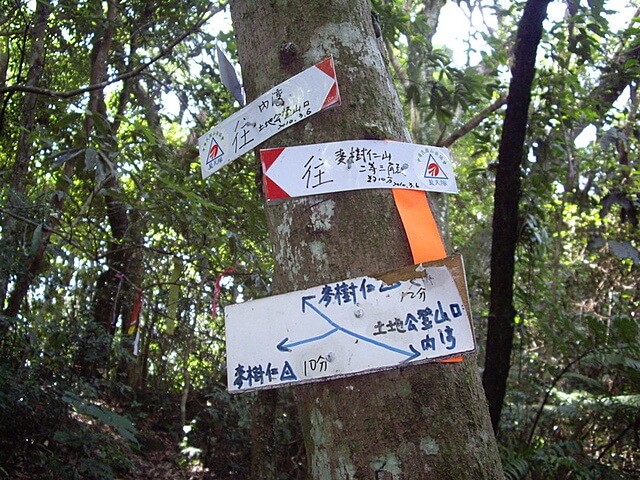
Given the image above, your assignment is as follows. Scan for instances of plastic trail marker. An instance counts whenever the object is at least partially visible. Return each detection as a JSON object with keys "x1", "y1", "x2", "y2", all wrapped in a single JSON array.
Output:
[
  {"x1": 261, "y1": 140, "x2": 457, "y2": 200},
  {"x1": 393, "y1": 188, "x2": 462, "y2": 363},
  {"x1": 199, "y1": 57, "x2": 340, "y2": 178}
]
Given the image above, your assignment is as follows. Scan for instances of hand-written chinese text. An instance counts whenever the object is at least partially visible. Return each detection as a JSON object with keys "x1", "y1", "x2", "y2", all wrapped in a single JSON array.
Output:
[
  {"x1": 302, "y1": 156, "x2": 334, "y2": 189},
  {"x1": 233, "y1": 360, "x2": 297, "y2": 390},
  {"x1": 303, "y1": 355, "x2": 329, "y2": 376}
]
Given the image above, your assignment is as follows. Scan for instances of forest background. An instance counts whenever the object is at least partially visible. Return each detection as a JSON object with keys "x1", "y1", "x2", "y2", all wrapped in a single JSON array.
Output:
[{"x1": 0, "y1": 0, "x2": 638, "y2": 478}]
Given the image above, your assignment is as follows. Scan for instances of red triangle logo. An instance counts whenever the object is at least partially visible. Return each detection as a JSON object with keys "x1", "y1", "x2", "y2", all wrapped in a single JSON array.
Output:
[
  {"x1": 424, "y1": 154, "x2": 448, "y2": 179},
  {"x1": 207, "y1": 137, "x2": 224, "y2": 162}
]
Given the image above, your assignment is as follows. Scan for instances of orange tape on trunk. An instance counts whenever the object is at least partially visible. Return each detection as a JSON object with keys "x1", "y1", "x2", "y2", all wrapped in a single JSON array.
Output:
[
  {"x1": 392, "y1": 188, "x2": 462, "y2": 363},
  {"x1": 392, "y1": 189, "x2": 446, "y2": 263}
]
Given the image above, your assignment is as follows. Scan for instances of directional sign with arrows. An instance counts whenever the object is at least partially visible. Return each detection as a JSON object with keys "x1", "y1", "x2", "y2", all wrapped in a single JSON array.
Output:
[{"x1": 224, "y1": 255, "x2": 475, "y2": 393}]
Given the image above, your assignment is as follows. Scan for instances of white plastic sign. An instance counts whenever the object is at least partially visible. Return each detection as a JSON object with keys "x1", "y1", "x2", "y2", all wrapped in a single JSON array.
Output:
[
  {"x1": 225, "y1": 255, "x2": 475, "y2": 393},
  {"x1": 199, "y1": 57, "x2": 341, "y2": 178},
  {"x1": 261, "y1": 140, "x2": 458, "y2": 200}
]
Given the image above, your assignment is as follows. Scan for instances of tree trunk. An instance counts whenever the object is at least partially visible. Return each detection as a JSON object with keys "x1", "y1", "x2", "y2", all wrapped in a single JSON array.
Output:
[
  {"x1": 79, "y1": 0, "x2": 143, "y2": 378},
  {"x1": 229, "y1": 1, "x2": 503, "y2": 478},
  {"x1": 482, "y1": 0, "x2": 550, "y2": 434},
  {"x1": 0, "y1": 0, "x2": 52, "y2": 320}
]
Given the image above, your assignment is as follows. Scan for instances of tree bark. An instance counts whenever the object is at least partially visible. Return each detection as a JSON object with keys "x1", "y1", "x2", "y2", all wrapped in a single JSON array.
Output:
[
  {"x1": 229, "y1": 1, "x2": 503, "y2": 478},
  {"x1": 482, "y1": 0, "x2": 550, "y2": 434}
]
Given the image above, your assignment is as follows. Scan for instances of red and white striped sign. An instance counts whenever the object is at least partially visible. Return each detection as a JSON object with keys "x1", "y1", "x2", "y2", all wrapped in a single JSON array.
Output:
[
  {"x1": 261, "y1": 140, "x2": 458, "y2": 200},
  {"x1": 199, "y1": 57, "x2": 341, "y2": 178}
]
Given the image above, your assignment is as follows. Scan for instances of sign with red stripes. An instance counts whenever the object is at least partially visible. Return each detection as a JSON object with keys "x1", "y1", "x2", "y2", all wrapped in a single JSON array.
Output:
[
  {"x1": 261, "y1": 140, "x2": 458, "y2": 200},
  {"x1": 199, "y1": 57, "x2": 341, "y2": 178}
]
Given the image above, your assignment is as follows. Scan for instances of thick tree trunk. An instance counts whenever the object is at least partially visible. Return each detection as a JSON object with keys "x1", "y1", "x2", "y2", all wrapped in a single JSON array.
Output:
[
  {"x1": 230, "y1": 1, "x2": 503, "y2": 478},
  {"x1": 482, "y1": 0, "x2": 550, "y2": 434}
]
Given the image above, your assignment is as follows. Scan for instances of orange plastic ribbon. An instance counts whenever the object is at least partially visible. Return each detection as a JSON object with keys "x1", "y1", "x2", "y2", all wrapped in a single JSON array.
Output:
[
  {"x1": 392, "y1": 188, "x2": 462, "y2": 363},
  {"x1": 392, "y1": 189, "x2": 446, "y2": 263}
]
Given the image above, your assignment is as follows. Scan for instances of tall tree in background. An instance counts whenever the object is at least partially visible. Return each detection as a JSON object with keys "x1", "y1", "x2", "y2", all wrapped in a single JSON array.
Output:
[
  {"x1": 229, "y1": 0, "x2": 503, "y2": 477},
  {"x1": 0, "y1": 0, "x2": 52, "y2": 324},
  {"x1": 482, "y1": 0, "x2": 551, "y2": 432}
]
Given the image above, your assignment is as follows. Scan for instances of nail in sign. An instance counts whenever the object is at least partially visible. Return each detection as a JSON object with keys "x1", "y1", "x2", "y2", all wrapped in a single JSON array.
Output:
[{"x1": 198, "y1": 57, "x2": 341, "y2": 178}]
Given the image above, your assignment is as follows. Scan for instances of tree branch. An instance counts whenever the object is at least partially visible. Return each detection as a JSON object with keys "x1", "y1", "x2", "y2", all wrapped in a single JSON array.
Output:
[
  {"x1": 438, "y1": 94, "x2": 507, "y2": 147},
  {"x1": 385, "y1": 38, "x2": 411, "y2": 93},
  {"x1": 0, "y1": 5, "x2": 226, "y2": 99}
]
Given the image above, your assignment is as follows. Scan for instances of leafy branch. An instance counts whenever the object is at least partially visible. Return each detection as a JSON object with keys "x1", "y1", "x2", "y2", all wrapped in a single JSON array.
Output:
[
  {"x1": 0, "y1": 4, "x2": 227, "y2": 99},
  {"x1": 527, "y1": 345, "x2": 640, "y2": 446},
  {"x1": 438, "y1": 94, "x2": 507, "y2": 147}
]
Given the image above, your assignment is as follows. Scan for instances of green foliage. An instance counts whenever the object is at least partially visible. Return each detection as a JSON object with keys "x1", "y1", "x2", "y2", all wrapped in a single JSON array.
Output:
[
  {"x1": 0, "y1": 314, "x2": 142, "y2": 478},
  {"x1": 182, "y1": 385, "x2": 253, "y2": 476},
  {"x1": 49, "y1": 429, "x2": 134, "y2": 480},
  {"x1": 1, "y1": 0, "x2": 269, "y2": 476},
  {"x1": 371, "y1": 0, "x2": 411, "y2": 43},
  {"x1": 440, "y1": 1, "x2": 640, "y2": 477},
  {"x1": 62, "y1": 391, "x2": 139, "y2": 445}
]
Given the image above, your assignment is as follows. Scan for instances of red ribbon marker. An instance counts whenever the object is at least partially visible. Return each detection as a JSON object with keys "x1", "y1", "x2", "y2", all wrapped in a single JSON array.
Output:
[
  {"x1": 128, "y1": 288, "x2": 144, "y2": 335},
  {"x1": 212, "y1": 266, "x2": 238, "y2": 319}
]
